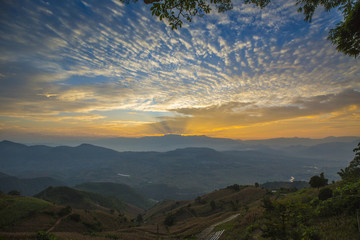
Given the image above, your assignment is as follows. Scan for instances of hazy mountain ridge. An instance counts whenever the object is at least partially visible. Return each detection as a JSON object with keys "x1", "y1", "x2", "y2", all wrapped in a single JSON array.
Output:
[
  {"x1": 1, "y1": 138, "x2": 357, "y2": 200},
  {"x1": 11, "y1": 135, "x2": 359, "y2": 152},
  {"x1": 0, "y1": 171, "x2": 65, "y2": 196}
]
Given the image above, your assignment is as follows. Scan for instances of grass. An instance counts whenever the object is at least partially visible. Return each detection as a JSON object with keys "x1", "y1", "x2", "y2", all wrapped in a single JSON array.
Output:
[
  {"x1": 1, "y1": 182, "x2": 359, "y2": 240},
  {"x1": 0, "y1": 195, "x2": 50, "y2": 228}
]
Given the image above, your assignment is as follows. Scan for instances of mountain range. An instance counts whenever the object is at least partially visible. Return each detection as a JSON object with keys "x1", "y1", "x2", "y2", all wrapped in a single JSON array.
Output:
[{"x1": 0, "y1": 136, "x2": 358, "y2": 200}]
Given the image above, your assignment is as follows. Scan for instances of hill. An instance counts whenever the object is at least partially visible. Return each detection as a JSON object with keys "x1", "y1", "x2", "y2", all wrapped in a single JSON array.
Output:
[
  {"x1": 0, "y1": 192, "x2": 127, "y2": 236},
  {"x1": 34, "y1": 186, "x2": 142, "y2": 217},
  {"x1": 1, "y1": 180, "x2": 359, "y2": 239},
  {"x1": 0, "y1": 171, "x2": 65, "y2": 196},
  {"x1": 1, "y1": 140, "x2": 357, "y2": 200},
  {"x1": 75, "y1": 182, "x2": 153, "y2": 210},
  {"x1": 260, "y1": 181, "x2": 309, "y2": 190},
  {"x1": 0, "y1": 192, "x2": 51, "y2": 230}
]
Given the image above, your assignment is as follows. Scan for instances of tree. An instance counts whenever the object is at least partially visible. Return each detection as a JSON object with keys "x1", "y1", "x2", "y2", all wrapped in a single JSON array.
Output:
[
  {"x1": 338, "y1": 142, "x2": 360, "y2": 181},
  {"x1": 309, "y1": 172, "x2": 328, "y2": 188},
  {"x1": 121, "y1": 0, "x2": 360, "y2": 58},
  {"x1": 36, "y1": 231, "x2": 58, "y2": 240}
]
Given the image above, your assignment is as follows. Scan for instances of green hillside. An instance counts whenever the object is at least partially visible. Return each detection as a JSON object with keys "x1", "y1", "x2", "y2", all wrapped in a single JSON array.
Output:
[
  {"x1": 0, "y1": 143, "x2": 359, "y2": 240},
  {"x1": 0, "y1": 193, "x2": 50, "y2": 229},
  {"x1": 1, "y1": 181, "x2": 359, "y2": 239},
  {"x1": 34, "y1": 186, "x2": 130, "y2": 214},
  {"x1": 75, "y1": 182, "x2": 153, "y2": 210},
  {"x1": 0, "y1": 192, "x2": 127, "y2": 236}
]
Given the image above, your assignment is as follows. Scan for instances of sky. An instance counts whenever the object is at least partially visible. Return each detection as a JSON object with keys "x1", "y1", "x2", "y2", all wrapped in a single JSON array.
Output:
[{"x1": 0, "y1": 0, "x2": 359, "y2": 142}]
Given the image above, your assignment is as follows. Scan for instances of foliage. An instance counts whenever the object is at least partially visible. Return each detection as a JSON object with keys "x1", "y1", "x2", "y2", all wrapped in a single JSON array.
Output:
[
  {"x1": 35, "y1": 186, "x2": 126, "y2": 213},
  {"x1": 68, "y1": 213, "x2": 81, "y2": 222},
  {"x1": 318, "y1": 187, "x2": 332, "y2": 201},
  {"x1": 210, "y1": 200, "x2": 216, "y2": 210},
  {"x1": 262, "y1": 199, "x2": 317, "y2": 240},
  {"x1": 121, "y1": 0, "x2": 360, "y2": 58},
  {"x1": 36, "y1": 231, "x2": 58, "y2": 240},
  {"x1": 136, "y1": 213, "x2": 143, "y2": 223},
  {"x1": 309, "y1": 172, "x2": 328, "y2": 188},
  {"x1": 317, "y1": 179, "x2": 360, "y2": 217},
  {"x1": 58, "y1": 205, "x2": 72, "y2": 217},
  {"x1": 338, "y1": 142, "x2": 360, "y2": 180},
  {"x1": 195, "y1": 196, "x2": 207, "y2": 204},
  {"x1": 226, "y1": 184, "x2": 241, "y2": 191},
  {"x1": 261, "y1": 177, "x2": 360, "y2": 239},
  {"x1": 0, "y1": 195, "x2": 50, "y2": 227},
  {"x1": 82, "y1": 220, "x2": 103, "y2": 232},
  {"x1": 328, "y1": 1, "x2": 360, "y2": 58},
  {"x1": 105, "y1": 233, "x2": 120, "y2": 239},
  {"x1": 164, "y1": 213, "x2": 176, "y2": 226}
]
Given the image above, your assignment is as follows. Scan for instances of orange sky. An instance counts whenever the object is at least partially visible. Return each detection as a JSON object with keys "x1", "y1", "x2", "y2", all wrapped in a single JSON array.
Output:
[{"x1": 0, "y1": 0, "x2": 359, "y2": 142}]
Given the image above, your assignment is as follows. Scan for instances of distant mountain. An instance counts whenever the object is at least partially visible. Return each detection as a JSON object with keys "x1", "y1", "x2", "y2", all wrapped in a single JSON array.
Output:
[
  {"x1": 0, "y1": 171, "x2": 65, "y2": 196},
  {"x1": 88, "y1": 134, "x2": 245, "y2": 152},
  {"x1": 83, "y1": 135, "x2": 359, "y2": 152},
  {"x1": 0, "y1": 140, "x2": 121, "y2": 174},
  {"x1": 75, "y1": 182, "x2": 153, "y2": 209},
  {"x1": 282, "y1": 141, "x2": 358, "y2": 161},
  {"x1": 1, "y1": 139, "x2": 358, "y2": 200},
  {"x1": 245, "y1": 136, "x2": 359, "y2": 148}
]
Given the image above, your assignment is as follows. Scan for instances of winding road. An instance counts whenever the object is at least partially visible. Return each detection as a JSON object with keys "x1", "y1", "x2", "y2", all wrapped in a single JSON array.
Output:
[{"x1": 197, "y1": 213, "x2": 240, "y2": 240}]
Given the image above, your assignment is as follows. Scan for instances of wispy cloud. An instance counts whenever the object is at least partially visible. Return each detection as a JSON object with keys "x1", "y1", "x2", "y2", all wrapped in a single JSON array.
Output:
[{"x1": 0, "y1": 0, "x2": 359, "y2": 140}]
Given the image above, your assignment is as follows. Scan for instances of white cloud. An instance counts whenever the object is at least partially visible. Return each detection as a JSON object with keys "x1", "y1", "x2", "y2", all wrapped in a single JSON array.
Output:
[{"x1": 0, "y1": 0, "x2": 358, "y2": 136}]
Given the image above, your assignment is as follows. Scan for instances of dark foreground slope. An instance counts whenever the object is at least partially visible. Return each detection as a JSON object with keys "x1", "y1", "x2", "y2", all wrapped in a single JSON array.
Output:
[
  {"x1": 1, "y1": 179, "x2": 359, "y2": 240},
  {"x1": 0, "y1": 193, "x2": 127, "y2": 236}
]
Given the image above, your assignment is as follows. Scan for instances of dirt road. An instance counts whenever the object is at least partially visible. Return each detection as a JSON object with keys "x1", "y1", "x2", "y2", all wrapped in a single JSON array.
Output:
[{"x1": 197, "y1": 213, "x2": 240, "y2": 240}]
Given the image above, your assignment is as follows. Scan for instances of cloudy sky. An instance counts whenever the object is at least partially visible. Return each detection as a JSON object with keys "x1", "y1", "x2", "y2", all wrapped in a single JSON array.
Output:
[{"x1": 0, "y1": 0, "x2": 359, "y2": 142}]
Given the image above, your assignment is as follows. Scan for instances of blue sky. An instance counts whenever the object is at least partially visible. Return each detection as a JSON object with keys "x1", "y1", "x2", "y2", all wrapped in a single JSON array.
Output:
[{"x1": 0, "y1": 0, "x2": 359, "y2": 141}]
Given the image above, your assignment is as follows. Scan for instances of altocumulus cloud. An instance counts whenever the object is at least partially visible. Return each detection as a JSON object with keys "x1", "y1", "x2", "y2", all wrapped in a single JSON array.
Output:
[{"x1": 0, "y1": 0, "x2": 359, "y2": 139}]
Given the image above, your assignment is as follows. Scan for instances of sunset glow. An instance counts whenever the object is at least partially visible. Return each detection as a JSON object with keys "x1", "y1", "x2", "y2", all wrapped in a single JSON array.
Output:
[{"x1": 0, "y1": 0, "x2": 359, "y2": 142}]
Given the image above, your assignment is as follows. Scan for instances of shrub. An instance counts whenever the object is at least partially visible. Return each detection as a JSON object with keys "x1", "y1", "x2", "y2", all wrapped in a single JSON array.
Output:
[
  {"x1": 69, "y1": 213, "x2": 81, "y2": 222},
  {"x1": 164, "y1": 214, "x2": 176, "y2": 226},
  {"x1": 226, "y1": 184, "x2": 240, "y2": 191},
  {"x1": 210, "y1": 200, "x2": 216, "y2": 210},
  {"x1": 318, "y1": 188, "x2": 333, "y2": 201},
  {"x1": 58, "y1": 205, "x2": 72, "y2": 217},
  {"x1": 36, "y1": 231, "x2": 58, "y2": 240},
  {"x1": 309, "y1": 173, "x2": 328, "y2": 188},
  {"x1": 105, "y1": 233, "x2": 119, "y2": 239},
  {"x1": 83, "y1": 221, "x2": 103, "y2": 232},
  {"x1": 195, "y1": 196, "x2": 207, "y2": 204}
]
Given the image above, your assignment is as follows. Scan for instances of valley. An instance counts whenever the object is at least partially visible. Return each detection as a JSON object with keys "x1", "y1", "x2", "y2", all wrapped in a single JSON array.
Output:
[{"x1": 0, "y1": 137, "x2": 359, "y2": 239}]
